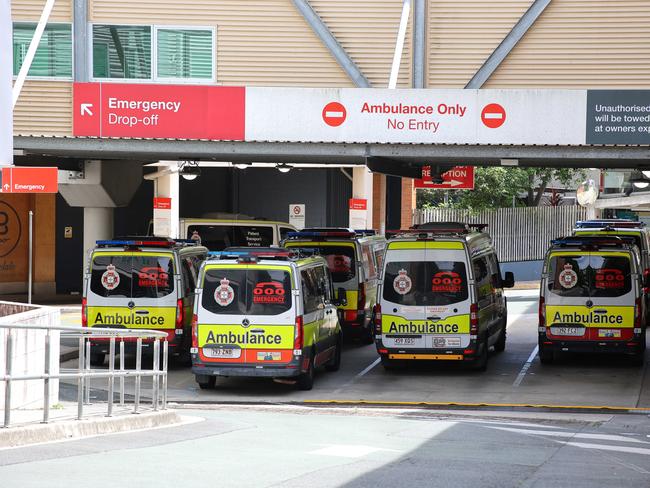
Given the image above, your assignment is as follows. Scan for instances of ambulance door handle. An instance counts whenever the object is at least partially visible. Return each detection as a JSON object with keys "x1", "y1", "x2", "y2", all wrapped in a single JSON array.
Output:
[
  {"x1": 593, "y1": 309, "x2": 607, "y2": 314},
  {"x1": 250, "y1": 329, "x2": 263, "y2": 334},
  {"x1": 427, "y1": 316, "x2": 441, "y2": 321},
  {"x1": 135, "y1": 310, "x2": 149, "y2": 315}
]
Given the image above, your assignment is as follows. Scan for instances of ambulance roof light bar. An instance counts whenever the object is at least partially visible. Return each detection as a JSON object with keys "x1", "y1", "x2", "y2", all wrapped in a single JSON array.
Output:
[
  {"x1": 208, "y1": 248, "x2": 299, "y2": 262},
  {"x1": 551, "y1": 236, "x2": 636, "y2": 249},
  {"x1": 286, "y1": 230, "x2": 356, "y2": 240},
  {"x1": 96, "y1": 238, "x2": 176, "y2": 248},
  {"x1": 575, "y1": 220, "x2": 645, "y2": 229}
]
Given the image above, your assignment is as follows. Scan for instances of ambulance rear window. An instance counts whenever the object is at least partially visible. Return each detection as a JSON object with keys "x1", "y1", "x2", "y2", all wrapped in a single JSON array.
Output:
[
  {"x1": 547, "y1": 254, "x2": 632, "y2": 298},
  {"x1": 187, "y1": 225, "x2": 274, "y2": 251},
  {"x1": 286, "y1": 245, "x2": 356, "y2": 283},
  {"x1": 202, "y1": 268, "x2": 292, "y2": 315},
  {"x1": 383, "y1": 261, "x2": 468, "y2": 306},
  {"x1": 90, "y1": 255, "x2": 175, "y2": 299}
]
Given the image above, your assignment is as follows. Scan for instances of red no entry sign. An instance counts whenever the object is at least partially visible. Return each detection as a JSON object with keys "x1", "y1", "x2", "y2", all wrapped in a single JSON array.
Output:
[
  {"x1": 481, "y1": 103, "x2": 506, "y2": 129},
  {"x1": 322, "y1": 102, "x2": 347, "y2": 127}
]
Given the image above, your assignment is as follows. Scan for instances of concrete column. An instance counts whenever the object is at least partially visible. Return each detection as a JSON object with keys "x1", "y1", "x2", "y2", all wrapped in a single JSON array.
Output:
[
  {"x1": 401, "y1": 178, "x2": 416, "y2": 228},
  {"x1": 153, "y1": 165, "x2": 180, "y2": 238},
  {"x1": 349, "y1": 166, "x2": 374, "y2": 229},
  {"x1": 372, "y1": 173, "x2": 387, "y2": 234},
  {"x1": 83, "y1": 207, "x2": 113, "y2": 267}
]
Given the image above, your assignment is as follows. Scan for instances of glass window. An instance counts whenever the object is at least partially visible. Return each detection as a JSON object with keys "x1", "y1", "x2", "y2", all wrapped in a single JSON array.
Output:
[
  {"x1": 472, "y1": 256, "x2": 492, "y2": 300},
  {"x1": 202, "y1": 268, "x2": 292, "y2": 315},
  {"x1": 287, "y1": 245, "x2": 356, "y2": 283},
  {"x1": 157, "y1": 28, "x2": 213, "y2": 79},
  {"x1": 93, "y1": 25, "x2": 151, "y2": 79},
  {"x1": 280, "y1": 227, "x2": 294, "y2": 242},
  {"x1": 187, "y1": 225, "x2": 274, "y2": 251},
  {"x1": 548, "y1": 254, "x2": 632, "y2": 298},
  {"x1": 547, "y1": 255, "x2": 593, "y2": 298},
  {"x1": 90, "y1": 254, "x2": 175, "y2": 299},
  {"x1": 301, "y1": 268, "x2": 322, "y2": 314},
  {"x1": 383, "y1": 261, "x2": 468, "y2": 306},
  {"x1": 13, "y1": 23, "x2": 72, "y2": 78},
  {"x1": 361, "y1": 244, "x2": 376, "y2": 280}
]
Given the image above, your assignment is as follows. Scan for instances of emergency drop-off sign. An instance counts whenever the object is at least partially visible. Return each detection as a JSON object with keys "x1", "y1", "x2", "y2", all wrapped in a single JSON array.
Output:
[{"x1": 73, "y1": 84, "x2": 650, "y2": 146}]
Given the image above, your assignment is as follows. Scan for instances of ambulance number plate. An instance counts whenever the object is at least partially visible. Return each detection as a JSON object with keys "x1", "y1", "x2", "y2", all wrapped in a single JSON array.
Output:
[
  {"x1": 383, "y1": 335, "x2": 425, "y2": 348},
  {"x1": 550, "y1": 327, "x2": 584, "y2": 337},
  {"x1": 203, "y1": 347, "x2": 241, "y2": 359}
]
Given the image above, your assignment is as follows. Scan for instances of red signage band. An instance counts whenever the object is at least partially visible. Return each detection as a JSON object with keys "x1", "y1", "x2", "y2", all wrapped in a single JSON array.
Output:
[
  {"x1": 153, "y1": 197, "x2": 172, "y2": 210},
  {"x1": 415, "y1": 166, "x2": 475, "y2": 190},
  {"x1": 73, "y1": 83, "x2": 245, "y2": 140},
  {"x1": 349, "y1": 198, "x2": 367, "y2": 210},
  {"x1": 1, "y1": 167, "x2": 58, "y2": 193}
]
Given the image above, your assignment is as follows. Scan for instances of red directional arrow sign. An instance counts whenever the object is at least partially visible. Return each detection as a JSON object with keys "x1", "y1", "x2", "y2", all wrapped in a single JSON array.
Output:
[
  {"x1": 414, "y1": 166, "x2": 475, "y2": 190},
  {"x1": 0, "y1": 166, "x2": 58, "y2": 193}
]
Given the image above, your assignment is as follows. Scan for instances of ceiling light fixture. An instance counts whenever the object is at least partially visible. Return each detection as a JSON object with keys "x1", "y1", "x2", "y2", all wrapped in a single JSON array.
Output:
[
  {"x1": 276, "y1": 163, "x2": 292, "y2": 173},
  {"x1": 234, "y1": 163, "x2": 249, "y2": 170},
  {"x1": 641, "y1": 170, "x2": 650, "y2": 179},
  {"x1": 179, "y1": 161, "x2": 201, "y2": 181}
]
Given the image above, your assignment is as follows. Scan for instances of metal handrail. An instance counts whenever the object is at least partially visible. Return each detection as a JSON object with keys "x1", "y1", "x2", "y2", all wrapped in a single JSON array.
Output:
[{"x1": 1, "y1": 322, "x2": 169, "y2": 428}]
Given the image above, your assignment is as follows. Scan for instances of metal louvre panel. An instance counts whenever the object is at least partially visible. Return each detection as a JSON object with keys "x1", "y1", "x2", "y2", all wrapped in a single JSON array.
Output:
[
  {"x1": 89, "y1": 0, "x2": 352, "y2": 87},
  {"x1": 11, "y1": 0, "x2": 72, "y2": 22},
  {"x1": 309, "y1": 0, "x2": 412, "y2": 88},
  {"x1": 428, "y1": 1, "x2": 531, "y2": 87},
  {"x1": 413, "y1": 206, "x2": 587, "y2": 262},
  {"x1": 485, "y1": 0, "x2": 650, "y2": 88},
  {"x1": 13, "y1": 81, "x2": 72, "y2": 136}
]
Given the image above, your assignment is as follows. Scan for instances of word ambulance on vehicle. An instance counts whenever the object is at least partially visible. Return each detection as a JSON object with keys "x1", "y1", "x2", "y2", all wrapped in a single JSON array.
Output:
[
  {"x1": 191, "y1": 248, "x2": 343, "y2": 390},
  {"x1": 374, "y1": 222, "x2": 514, "y2": 370},
  {"x1": 539, "y1": 236, "x2": 646, "y2": 365},
  {"x1": 82, "y1": 238, "x2": 208, "y2": 365},
  {"x1": 283, "y1": 229, "x2": 386, "y2": 343}
]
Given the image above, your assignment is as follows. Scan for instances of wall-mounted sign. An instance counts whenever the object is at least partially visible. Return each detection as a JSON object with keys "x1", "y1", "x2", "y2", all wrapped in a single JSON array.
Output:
[
  {"x1": 153, "y1": 197, "x2": 172, "y2": 237},
  {"x1": 289, "y1": 204, "x2": 305, "y2": 230},
  {"x1": 0, "y1": 167, "x2": 58, "y2": 193},
  {"x1": 415, "y1": 166, "x2": 475, "y2": 190}
]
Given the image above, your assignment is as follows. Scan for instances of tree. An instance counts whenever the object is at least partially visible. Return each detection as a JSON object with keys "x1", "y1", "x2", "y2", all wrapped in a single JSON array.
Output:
[{"x1": 417, "y1": 167, "x2": 586, "y2": 211}]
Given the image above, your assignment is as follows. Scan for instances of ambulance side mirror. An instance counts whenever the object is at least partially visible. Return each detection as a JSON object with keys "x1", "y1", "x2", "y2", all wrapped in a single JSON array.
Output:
[
  {"x1": 333, "y1": 287, "x2": 347, "y2": 307},
  {"x1": 502, "y1": 272, "x2": 515, "y2": 289}
]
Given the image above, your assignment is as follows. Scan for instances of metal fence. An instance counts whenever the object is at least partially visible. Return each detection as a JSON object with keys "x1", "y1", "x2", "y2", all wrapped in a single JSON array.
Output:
[
  {"x1": 1, "y1": 304, "x2": 169, "y2": 428},
  {"x1": 413, "y1": 206, "x2": 587, "y2": 262}
]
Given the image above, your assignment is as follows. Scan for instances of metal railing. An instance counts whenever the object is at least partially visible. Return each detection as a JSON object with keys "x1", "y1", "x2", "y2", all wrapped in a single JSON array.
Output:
[{"x1": 1, "y1": 322, "x2": 168, "y2": 428}]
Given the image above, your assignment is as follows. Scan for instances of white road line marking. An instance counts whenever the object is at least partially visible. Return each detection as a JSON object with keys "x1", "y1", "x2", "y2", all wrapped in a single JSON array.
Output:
[
  {"x1": 512, "y1": 345, "x2": 538, "y2": 387},
  {"x1": 332, "y1": 357, "x2": 381, "y2": 394},
  {"x1": 564, "y1": 441, "x2": 650, "y2": 456}
]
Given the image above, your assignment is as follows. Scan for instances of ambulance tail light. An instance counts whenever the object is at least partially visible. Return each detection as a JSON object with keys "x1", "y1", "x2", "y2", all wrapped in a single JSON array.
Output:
[
  {"x1": 81, "y1": 298, "x2": 88, "y2": 327},
  {"x1": 470, "y1": 303, "x2": 478, "y2": 337},
  {"x1": 191, "y1": 314, "x2": 198, "y2": 348},
  {"x1": 176, "y1": 299, "x2": 184, "y2": 328},
  {"x1": 374, "y1": 304, "x2": 382, "y2": 335},
  {"x1": 643, "y1": 268, "x2": 650, "y2": 293},
  {"x1": 635, "y1": 297, "x2": 642, "y2": 328},
  {"x1": 358, "y1": 283, "x2": 366, "y2": 315},
  {"x1": 294, "y1": 315, "x2": 304, "y2": 351},
  {"x1": 539, "y1": 296, "x2": 546, "y2": 327}
]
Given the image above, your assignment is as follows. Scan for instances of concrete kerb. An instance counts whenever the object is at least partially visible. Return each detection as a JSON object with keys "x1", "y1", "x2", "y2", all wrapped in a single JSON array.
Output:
[{"x1": 0, "y1": 408, "x2": 182, "y2": 449}]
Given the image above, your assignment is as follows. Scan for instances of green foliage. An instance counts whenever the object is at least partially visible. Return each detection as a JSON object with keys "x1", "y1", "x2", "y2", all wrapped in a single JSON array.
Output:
[{"x1": 417, "y1": 167, "x2": 586, "y2": 211}]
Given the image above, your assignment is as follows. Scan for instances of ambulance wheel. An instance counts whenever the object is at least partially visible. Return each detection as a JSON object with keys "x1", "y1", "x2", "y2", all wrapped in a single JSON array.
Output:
[
  {"x1": 538, "y1": 345, "x2": 554, "y2": 365},
  {"x1": 494, "y1": 323, "x2": 507, "y2": 353},
  {"x1": 474, "y1": 340, "x2": 488, "y2": 371},
  {"x1": 196, "y1": 375, "x2": 216, "y2": 390},
  {"x1": 325, "y1": 335, "x2": 342, "y2": 372},
  {"x1": 297, "y1": 352, "x2": 315, "y2": 390},
  {"x1": 90, "y1": 352, "x2": 105, "y2": 367},
  {"x1": 360, "y1": 323, "x2": 374, "y2": 345}
]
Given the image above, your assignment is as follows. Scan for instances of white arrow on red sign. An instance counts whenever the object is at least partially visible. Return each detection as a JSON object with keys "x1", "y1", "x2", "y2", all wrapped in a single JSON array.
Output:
[
  {"x1": 80, "y1": 103, "x2": 93, "y2": 116},
  {"x1": 415, "y1": 166, "x2": 475, "y2": 190}
]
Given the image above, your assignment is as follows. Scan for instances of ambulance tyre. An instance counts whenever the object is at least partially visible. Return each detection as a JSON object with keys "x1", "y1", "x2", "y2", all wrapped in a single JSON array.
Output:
[
  {"x1": 474, "y1": 338, "x2": 488, "y2": 372},
  {"x1": 539, "y1": 344, "x2": 554, "y2": 365},
  {"x1": 325, "y1": 335, "x2": 342, "y2": 372},
  {"x1": 494, "y1": 321, "x2": 507, "y2": 353},
  {"x1": 196, "y1": 375, "x2": 216, "y2": 390},
  {"x1": 297, "y1": 350, "x2": 315, "y2": 391},
  {"x1": 90, "y1": 352, "x2": 105, "y2": 367}
]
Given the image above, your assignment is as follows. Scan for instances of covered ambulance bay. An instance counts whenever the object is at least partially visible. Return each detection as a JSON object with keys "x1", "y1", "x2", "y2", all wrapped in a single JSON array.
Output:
[{"x1": 13, "y1": 87, "x2": 650, "y2": 296}]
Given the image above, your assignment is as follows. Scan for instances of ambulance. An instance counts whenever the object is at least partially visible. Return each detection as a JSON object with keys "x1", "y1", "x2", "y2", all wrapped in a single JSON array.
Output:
[
  {"x1": 82, "y1": 238, "x2": 208, "y2": 365},
  {"x1": 374, "y1": 223, "x2": 514, "y2": 371},
  {"x1": 539, "y1": 235, "x2": 646, "y2": 365},
  {"x1": 191, "y1": 248, "x2": 343, "y2": 390},
  {"x1": 283, "y1": 229, "x2": 387, "y2": 343}
]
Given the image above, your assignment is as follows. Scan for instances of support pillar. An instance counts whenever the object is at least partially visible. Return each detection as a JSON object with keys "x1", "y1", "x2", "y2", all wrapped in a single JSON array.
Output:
[
  {"x1": 372, "y1": 173, "x2": 387, "y2": 234},
  {"x1": 349, "y1": 166, "x2": 373, "y2": 229},
  {"x1": 401, "y1": 178, "x2": 416, "y2": 229},
  {"x1": 152, "y1": 164, "x2": 180, "y2": 238},
  {"x1": 83, "y1": 207, "x2": 113, "y2": 263}
]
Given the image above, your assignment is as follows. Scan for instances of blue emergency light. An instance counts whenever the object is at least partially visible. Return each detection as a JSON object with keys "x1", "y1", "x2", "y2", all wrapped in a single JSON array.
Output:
[
  {"x1": 575, "y1": 220, "x2": 644, "y2": 229},
  {"x1": 551, "y1": 235, "x2": 636, "y2": 248},
  {"x1": 286, "y1": 231, "x2": 356, "y2": 239}
]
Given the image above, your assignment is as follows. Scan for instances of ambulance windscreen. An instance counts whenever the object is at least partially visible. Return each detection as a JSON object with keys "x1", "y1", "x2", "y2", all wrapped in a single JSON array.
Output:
[
  {"x1": 202, "y1": 268, "x2": 292, "y2": 315},
  {"x1": 383, "y1": 261, "x2": 468, "y2": 306},
  {"x1": 547, "y1": 254, "x2": 632, "y2": 298},
  {"x1": 90, "y1": 255, "x2": 175, "y2": 298}
]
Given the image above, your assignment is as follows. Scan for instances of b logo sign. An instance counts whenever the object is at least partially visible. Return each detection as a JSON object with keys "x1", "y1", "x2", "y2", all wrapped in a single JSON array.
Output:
[{"x1": 0, "y1": 201, "x2": 21, "y2": 258}]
